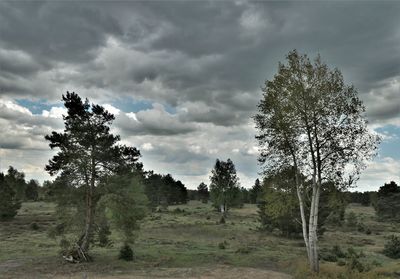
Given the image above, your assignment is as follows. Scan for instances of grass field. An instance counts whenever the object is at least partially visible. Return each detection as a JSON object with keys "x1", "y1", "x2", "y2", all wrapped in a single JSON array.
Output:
[{"x1": 0, "y1": 201, "x2": 399, "y2": 278}]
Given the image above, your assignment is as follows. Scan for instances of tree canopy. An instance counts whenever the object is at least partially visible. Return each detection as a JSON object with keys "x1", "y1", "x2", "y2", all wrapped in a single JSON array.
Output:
[
  {"x1": 209, "y1": 158, "x2": 241, "y2": 213},
  {"x1": 45, "y1": 92, "x2": 144, "y2": 260},
  {"x1": 0, "y1": 172, "x2": 21, "y2": 221},
  {"x1": 254, "y1": 50, "x2": 379, "y2": 272}
]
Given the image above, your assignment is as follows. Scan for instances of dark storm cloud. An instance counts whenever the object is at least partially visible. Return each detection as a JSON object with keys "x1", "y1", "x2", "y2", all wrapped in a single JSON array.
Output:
[
  {"x1": 115, "y1": 104, "x2": 196, "y2": 136},
  {"x1": 1, "y1": 0, "x2": 399, "y2": 125},
  {"x1": 0, "y1": 1, "x2": 122, "y2": 63}
]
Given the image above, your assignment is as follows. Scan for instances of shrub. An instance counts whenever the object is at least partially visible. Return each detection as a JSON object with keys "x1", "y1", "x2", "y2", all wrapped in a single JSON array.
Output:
[
  {"x1": 0, "y1": 176, "x2": 21, "y2": 221},
  {"x1": 218, "y1": 241, "x2": 228, "y2": 249},
  {"x1": 59, "y1": 238, "x2": 70, "y2": 254},
  {"x1": 346, "y1": 211, "x2": 358, "y2": 227},
  {"x1": 332, "y1": 245, "x2": 346, "y2": 258},
  {"x1": 345, "y1": 247, "x2": 368, "y2": 273},
  {"x1": 321, "y1": 245, "x2": 346, "y2": 262},
  {"x1": 119, "y1": 244, "x2": 134, "y2": 261},
  {"x1": 98, "y1": 223, "x2": 111, "y2": 247},
  {"x1": 173, "y1": 207, "x2": 184, "y2": 214},
  {"x1": 383, "y1": 235, "x2": 400, "y2": 259},
  {"x1": 235, "y1": 246, "x2": 252, "y2": 254},
  {"x1": 30, "y1": 222, "x2": 39, "y2": 230},
  {"x1": 357, "y1": 222, "x2": 366, "y2": 232},
  {"x1": 219, "y1": 215, "x2": 225, "y2": 224}
]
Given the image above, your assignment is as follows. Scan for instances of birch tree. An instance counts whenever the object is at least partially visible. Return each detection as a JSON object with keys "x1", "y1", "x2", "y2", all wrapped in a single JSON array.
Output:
[
  {"x1": 254, "y1": 50, "x2": 379, "y2": 272},
  {"x1": 209, "y1": 159, "x2": 240, "y2": 214}
]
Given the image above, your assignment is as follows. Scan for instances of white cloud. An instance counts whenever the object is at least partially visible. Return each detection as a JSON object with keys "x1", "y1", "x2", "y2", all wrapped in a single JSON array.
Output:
[
  {"x1": 116, "y1": 103, "x2": 196, "y2": 136},
  {"x1": 357, "y1": 157, "x2": 400, "y2": 191},
  {"x1": 42, "y1": 107, "x2": 66, "y2": 119},
  {"x1": 102, "y1": 104, "x2": 120, "y2": 116},
  {"x1": 0, "y1": 99, "x2": 32, "y2": 115},
  {"x1": 141, "y1": 142, "x2": 154, "y2": 151}
]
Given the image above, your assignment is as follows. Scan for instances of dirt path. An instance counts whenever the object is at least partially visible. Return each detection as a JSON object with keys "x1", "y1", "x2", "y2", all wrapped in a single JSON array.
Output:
[
  {"x1": 0, "y1": 264, "x2": 292, "y2": 279},
  {"x1": 0, "y1": 260, "x2": 23, "y2": 273}
]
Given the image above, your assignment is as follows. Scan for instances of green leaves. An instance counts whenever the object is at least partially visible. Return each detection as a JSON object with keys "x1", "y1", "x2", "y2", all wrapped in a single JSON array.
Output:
[
  {"x1": 255, "y1": 50, "x2": 379, "y2": 189},
  {"x1": 209, "y1": 159, "x2": 241, "y2": 211},
  {"x1": 97, "y1": 174, "x2": 148, "y2": 243}
]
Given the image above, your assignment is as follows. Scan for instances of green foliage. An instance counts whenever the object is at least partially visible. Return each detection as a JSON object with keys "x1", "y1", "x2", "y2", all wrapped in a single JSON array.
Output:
[
  {"x1": 197, "y1": 182, "x2": 209, "y2": 203},
  {"x1": 97, "y1": 221, "x2": 112, "y2": 247},
  {"x1": 119, "y1": 244, "x2": 134, "y2": 261},
  {"x1": 346, "y1": 211, "x2": 358, "y2": 227},
  {"x1": 321, "y1": 245, "x2": 347, "y2": 263},
  {"x1": 258, "y1": 169, "x2": 346, "y2": 237},
  {"x1": 345, "y1": 247, "x2": 367, "y2": 273},
  {"x1": 218, "y1": 241, "x2": 228, "y2": 249},
  {"x1": 260, "y1": 169, "x2": 302, "y2": 236},
  {"x1": 376, "y1": 181, "x2": 400, "y2": 221},
  {"x1": 4, "y1": 166, "x2": 27, "y2": 201},
  {"x1": 322, "y1": 245, "x2": 374, "y2": 273},
  {"x1": 346, "y1": 191, "x2": 374, "y2": 206},
  {"x1": 0, "y1": 172, "x2": 21, "y2": 221},
  {"x1": 383, "y1": 235, "x2": 400, "y2": 259},
  {"x1": 45, "y1": 92, "x2": 143, "y2": 255},
  {"x1": 239, "y1": 187, "x2": 250, "y2": 204},
  {"x1": 30, "y1": 222, "x2": 40, "y2": 230},
  {"x1": 59, "y1": 238, "x2": 70, "y2": 254},
  {"x1": 25, "y1": 180, "x2": 39, "y2": 201},
  {"x1": 254, "y1": 50, "x2": 380, "y2": 272},
  {"x1": 25, "y1": 179, "x2": 39, "y2": 201},
  {"x1": 209, "y1": 158, "x2": 241, "y2": 213},
  {"x1": 249, "y1": 178, "x2": 262, "y2": 204},
  {"x1": 97, "y1": 174, "x2": 149, "y2": 244},
  {"x1": 144, "y1": 172, "x2": 188, "y2": 208}
]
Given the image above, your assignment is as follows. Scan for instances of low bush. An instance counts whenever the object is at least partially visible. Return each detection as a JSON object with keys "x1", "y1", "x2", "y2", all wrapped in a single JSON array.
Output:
[
  {"x1": 346, "y1": 211, "x2": 358, "y2": 227},
  {"x1": 98, "y1": 223, "x2": 111, "y2": 247},
  {"x1": 383, "y1": 235, "x2": 400, "y2": 259},
  {"x1": 30, "y1": 222, "x2": 39, "y2": 230},
  {"x1": 119, "y1": 244, "x2": 134, "y2": 261},
  {"x1": 218, "y1": 241, "x2": 228, "y2": 249}
]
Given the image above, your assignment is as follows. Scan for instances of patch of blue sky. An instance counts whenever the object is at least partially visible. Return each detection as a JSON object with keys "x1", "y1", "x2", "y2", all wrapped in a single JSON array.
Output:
[
  {"x1": 375, "y1": 125, "x2": 400, "y2": 160},
  {"x1": 111, "y1": 98, "x2": 152, "y2": 113},
  {"x1": 16, "y1": 98, "x2": 62, "y2": 115},
  {"x1": 111, "y1": 98, "x2": 177, "y2": 114}
]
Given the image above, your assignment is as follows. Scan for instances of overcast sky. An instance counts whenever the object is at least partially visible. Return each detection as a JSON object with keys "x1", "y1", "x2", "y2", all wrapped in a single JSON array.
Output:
[{"x1": 0, "y1": 1, "x2": 399, "y2": 190}]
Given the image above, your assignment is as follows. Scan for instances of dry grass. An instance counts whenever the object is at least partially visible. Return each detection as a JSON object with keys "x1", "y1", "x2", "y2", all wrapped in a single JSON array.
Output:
[{"x1": 0, "y1": 201, "x2": 399, "y2": 278}]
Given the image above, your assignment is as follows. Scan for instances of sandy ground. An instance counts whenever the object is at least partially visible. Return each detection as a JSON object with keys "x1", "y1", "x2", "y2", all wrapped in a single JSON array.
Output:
[{"x1": 0, "y1": 263, "x2": 292, "y2": 279}]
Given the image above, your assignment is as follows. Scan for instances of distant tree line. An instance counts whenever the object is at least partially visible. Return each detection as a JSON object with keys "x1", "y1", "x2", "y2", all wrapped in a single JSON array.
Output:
[
  {"x1": 144, "y1": 172, "x2": 188, "y2": 209},
  {"x1": 257, "y1": 167, "x2": 347, "y2": 237},
  {"x1": 0, "y1": 166, "x2": 41, "y2": 221},
  {"x1": 344, "y1": 191, "x2": 377, "y2": 207}
]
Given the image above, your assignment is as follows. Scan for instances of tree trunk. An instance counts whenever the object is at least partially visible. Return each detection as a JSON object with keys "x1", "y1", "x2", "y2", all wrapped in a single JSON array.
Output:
[
  {"x1": 296, "y1": 180, "x2": 310, "y2": 260},
  {"x1": 308, "y1": 178, "x2": 320, "y2": 273},
  {"x1": 78, "y1": 153, "x2": 96, "y2": 259},
  {"x1": 80, "y1": 191, "x2": 93, "y2": 252}
]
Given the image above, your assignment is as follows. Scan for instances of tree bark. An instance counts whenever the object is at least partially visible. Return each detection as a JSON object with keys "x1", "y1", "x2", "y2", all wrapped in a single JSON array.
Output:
[
  {"x1": 308, "y1": 177, "x2": 320, "y2": 273},
  {"x1": 79, "y1": 149, "x2": 96, "y2": 257},
  {"x1": 295, "y1": 178, "x2": 310, "y2": 260},
  {"x1": 80, "y1": 187, "x2": 93, "y2": 252}
]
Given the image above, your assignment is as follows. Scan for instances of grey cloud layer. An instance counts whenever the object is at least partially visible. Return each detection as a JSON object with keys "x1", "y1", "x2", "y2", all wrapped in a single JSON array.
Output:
[
  {"x1": 1, "y1": 1, "x2": 399, "y2": 125},
  {"x1": 0, "y1": 1, "x2": 399, "y2": 187}
]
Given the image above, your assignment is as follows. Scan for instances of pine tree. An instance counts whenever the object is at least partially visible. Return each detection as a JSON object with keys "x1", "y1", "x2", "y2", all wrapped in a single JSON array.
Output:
[
  {"x1": 25, "y1": 179, "x2": 39, "y2": 201},
  {"x1": 45, "y1": 92, "x2": 142, "y2": 260},
  {"x1": 0, "y1": 172, "x2": 21, "y2": 221}
]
